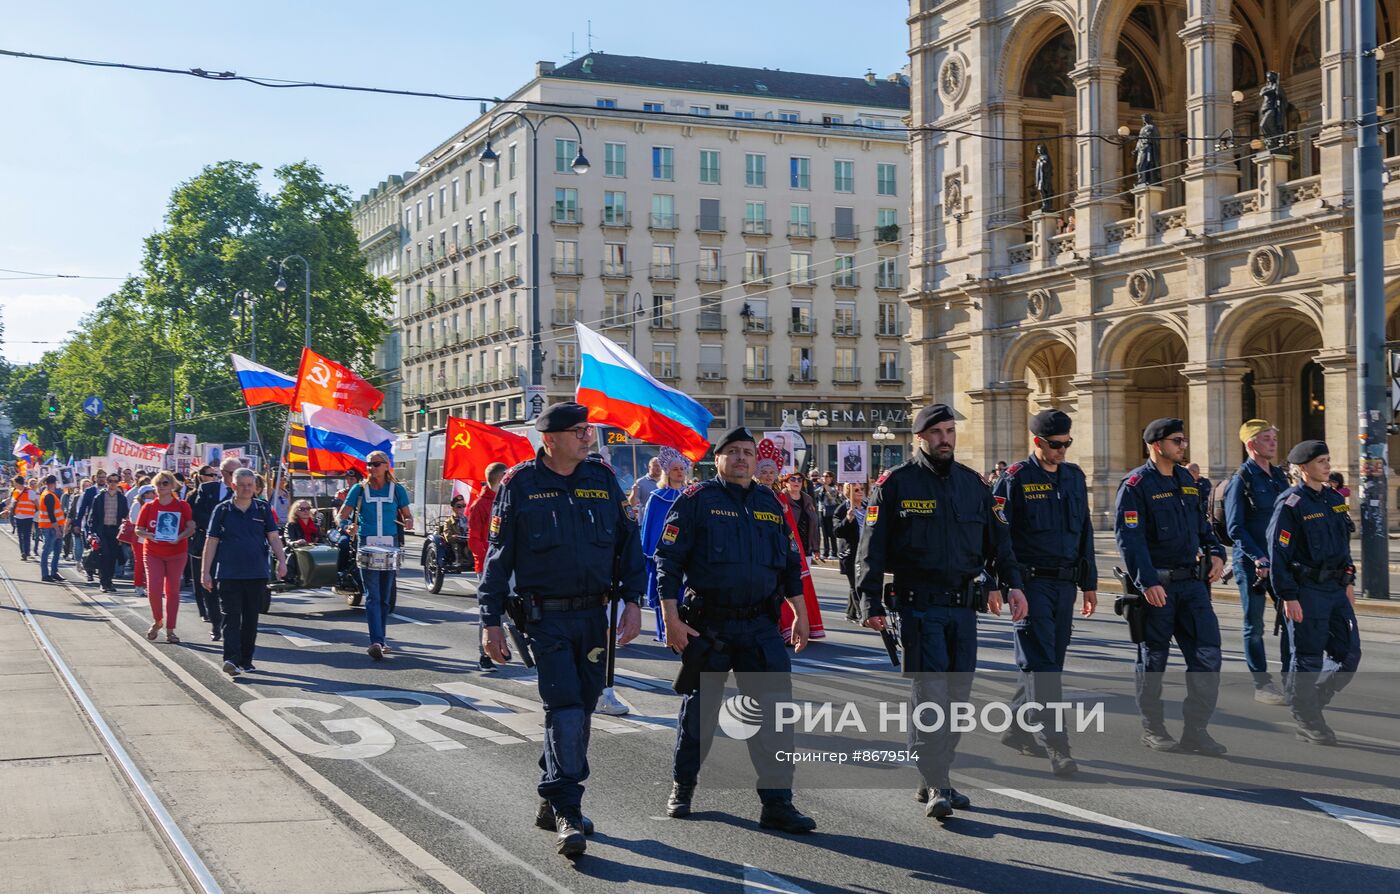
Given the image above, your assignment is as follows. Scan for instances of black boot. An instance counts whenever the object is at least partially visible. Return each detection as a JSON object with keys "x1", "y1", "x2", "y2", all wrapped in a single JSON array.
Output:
[
  {"x1": 946, "y1": 788, "x2": 971, "y2": 809},
  {"x1": 926, "y1": 790, "x2": 955, "y2": 820},
  {"x1": 1001, "y1": 727, "x2": 1048, "y2": 758},
  {"x1": 554, "y1": 810, "x2": 587, "y2": 857},
  {"x1": 759, "y1": 799, "x2": 816, "y2": 833},
  {"x1": 1048, "y1": 748, "x2": 1079, "y2": 778},
  {"x1": 535, "y1": 799, "x2": 593, "y2": 835},
  {"x1": 1295, "y1": 723, "x2": 1337, "y2": 746},
  {"x1": 1178, "y1": 729, "x2": 1228, "y2": 757},
  {"x1": 666, "y1": 782, "x2": 695, "y2": 818},
  {"x1": 1140, "y1": 728, "x2": 1179, "y2": 752}
]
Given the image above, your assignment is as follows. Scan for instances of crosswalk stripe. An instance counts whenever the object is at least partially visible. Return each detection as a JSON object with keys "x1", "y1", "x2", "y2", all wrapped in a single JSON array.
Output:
[{"x1": 1303, "y1": 797, "x2": 1400, "y2": 844}]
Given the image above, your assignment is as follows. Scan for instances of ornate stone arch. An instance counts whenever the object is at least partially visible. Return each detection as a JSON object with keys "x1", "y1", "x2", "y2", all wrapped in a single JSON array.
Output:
[
  {"x1": 1097, "y1": 311, "x2": 1190, "y2": 373},
  {"x1": 997, "y1": 3, "x2": 1079, "y2": 99},
  {"x1": 999, "y1": 327, "x2": 1077, "y2": 385},
  {"x1": 1211, "y1": 293, "x2": 1324, "y2": 362}
]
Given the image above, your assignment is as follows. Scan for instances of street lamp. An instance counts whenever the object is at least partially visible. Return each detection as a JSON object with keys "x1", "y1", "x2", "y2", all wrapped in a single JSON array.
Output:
[
  {"x1": 801, "y1": 408, "x2": 829, "y2": 472},
  {"x1": 233, "y1": 288, "x2": 261, "y2": 449},
  {"x1": 872, "y1": 423, "x2": 896, "y2": 475},
  {"x1": 478, "y1": 108, "x2": 590, "y2": 420},
  {"x1": 630, "y1": 290, "x2": 646, "y2": 360},
  {"x1": 273, "y1": 254, "x2": 312, "y2": 349}
]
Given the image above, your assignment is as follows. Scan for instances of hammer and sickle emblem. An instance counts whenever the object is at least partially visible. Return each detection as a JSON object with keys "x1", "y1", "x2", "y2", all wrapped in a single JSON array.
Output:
[
  {"x1": 453, "y1": 431, "x2": 472, "y2": 450},
  {"x1": 307, "y1": 360, "x2": 334, "y2": 389}
]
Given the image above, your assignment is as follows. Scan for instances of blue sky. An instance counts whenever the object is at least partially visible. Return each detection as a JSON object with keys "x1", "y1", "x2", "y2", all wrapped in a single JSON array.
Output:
[{"x1": 0, "y1": 1, "x2": 908, "y2": 365}]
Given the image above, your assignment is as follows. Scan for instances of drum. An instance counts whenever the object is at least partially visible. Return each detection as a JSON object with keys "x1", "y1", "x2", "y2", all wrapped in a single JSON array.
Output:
[
  {"x1": 294, "y1": 544, "x2": 341, "y2": 589},
  {"x1": 357, "y1": 544, "x2": 403, "y2": 570}
]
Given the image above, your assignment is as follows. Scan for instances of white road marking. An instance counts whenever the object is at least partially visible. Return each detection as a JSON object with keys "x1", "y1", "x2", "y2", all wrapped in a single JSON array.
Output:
[
  {"x1": 969, "y1": 780, "x2": 1261, "y2": 864},
  {"x1": 265, "y1": 627, "x2": 332, "y2": 648},
  {"x1": 743, "y1": 864, "x2": 816, "y2": 893},
  {"x1": 390, "y1": 612, "x2": 431, "y2": 626},
  {"x1": 1303, "y1": 797, "x2": 1400, "y2": 844}
]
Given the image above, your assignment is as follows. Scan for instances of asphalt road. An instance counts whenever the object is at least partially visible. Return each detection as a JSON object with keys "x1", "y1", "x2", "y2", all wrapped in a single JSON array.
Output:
[{"x1": 25, "y1": 543, "x2": 1400, "y2": 894}]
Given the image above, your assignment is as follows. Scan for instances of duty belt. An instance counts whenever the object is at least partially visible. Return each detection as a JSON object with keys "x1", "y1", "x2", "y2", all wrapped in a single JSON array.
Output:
[
  {"x1": 1154, "y1": 566, "x2": 1202, "y2": 583},
  {"x1": 1028, "y1": 565, "x2": 1078, "y2": 582},
  {"x1": 890, "y1": 586, "x2": 971, "y2": 610},
  {"x1": 697, "y1": 601, "x2": 771, "y2": 622},
  {"x1": 1291, "y1": 563, "x2": 1353, "y2": 585},
  {"x1": 537, "y1": 594, "x2": 608, "y2": 612}
]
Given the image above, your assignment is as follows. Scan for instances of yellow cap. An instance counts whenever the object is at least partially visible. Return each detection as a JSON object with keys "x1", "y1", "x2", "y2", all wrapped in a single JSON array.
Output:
[{"x1": 1238, "y1": 419, "x2": 1276, "y2": 444}]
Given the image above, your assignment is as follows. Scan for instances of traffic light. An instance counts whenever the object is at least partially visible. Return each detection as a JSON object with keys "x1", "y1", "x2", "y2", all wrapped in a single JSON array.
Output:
[
  {"x1": 45, "y1": 393, "x2": 57, "y2": 418},
  {"x1": 183, "y1": 394, "x2": 195, "y2": 419},
  {"x1": 418, "y1": 398, "x2": 428, "y2": 417},
  {"x1": 129, "y1": 394, "x2": 139, "y2": 421}
]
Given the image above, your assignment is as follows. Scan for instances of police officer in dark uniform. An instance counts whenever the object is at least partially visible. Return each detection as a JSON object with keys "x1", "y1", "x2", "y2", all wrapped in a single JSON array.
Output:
[
  {"x1": 479, "y1": 402, "x2": 645, "y2": 858},
  {"x1": 1224, "y1": 419, "x2": 1292, "y2": 705},
  {"x1": 655, "y1": 426, "x2": 816, "y2": 834},
  {"x1": 1266, "y1": 440, "x2": 1361, "y2": 745},
  {"x1": 1114, "y1": 418, "x2": 1228, "y2": 755},
  {"x1": 992, "y1": 409, "x2": 1097, "y2": 777},
  {"x1": 855, "y1": 404, "x2": 1027, "y2": 821}
]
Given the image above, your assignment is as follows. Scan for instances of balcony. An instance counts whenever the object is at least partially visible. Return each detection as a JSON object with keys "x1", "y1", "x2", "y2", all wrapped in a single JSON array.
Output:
[
  {"x1": 696, "y1": 215, "x2": 726, "y2": 234},
  {"x1": 648, "y1": 212, "x2": 679, "y2": 231},
  {"x1": 488, "y1": 217, "x2": 504, "y2": 239},
  {"x1": 741, "y1": 218, "x2": 771, "y2": 236},
  {"x1": 741, "y1": 314, "x2": 772, "y2": 334},
  {"x1": 600, "y1": 209, "x2": 632, "y2": 229},
  {"x1": 474, "y1": 230, "x2": 491, "y2": 249},
  {"x1": 875, "y1": 223, "x2": 901, "y2": 244},
  {"x1": 600, "y1": 260, "x2": 632, "y2": 279},
  {"x1": 875, "y1": 271, "x2": 903, "y2": 291},
  {"x1": 551, "y1": 258, "x2": 582, "y2": 276},
  {"x1": 832, "y1": 271, "x2": 861, "y2": 290},
  {"x1": 696, "y1": 265, "x2": 726, "y2": 283},
  {"x1": 697, "y1": 362, "x2": 726, "y2": 381},
  {"x1": 787, "y1": 270, "x2": 816, "y2": 289},
  {"x1": 502, "y1": 211, "x2": 521, "y2": 233},
  {"x1": 788, "y1": 366, "x2": 818, "y2": 384},
  {"x1": 788, "y1": 318, "x2": 816, "y2": 336},
  {"x1": 877, "y1": 319, "x2": 904, "y2": 338},
  {"x1": 649, "y1": 263, "x2": 679, "y2": 282},
  {"x1": 876, "y1": 366, "x2": 903, "y2": 383},
  {"x1": 742, "y1": 269, "x2": 771, "y2": 286},
  {"x1": 743, "y1": 364, "x2": 772, "y2": 382},
  {"x1": 697, "y1": 313, "x2": 726, "y2": 332},
  {"x1": 788, "y1": 221, "x2": 815, "y2": 239},
  {"x1": 831, "y1": 223, "x2": 860, "y2": 242},
  {"x1": 502, "y1": 261, "x2": 522, "y2": 284},
  {"x1": 599, "y1": 312, "x2": 633, "y2": 330},
  {"x1": 552, "y1": 362, "x2": 578, "y2": 379},
  {"x1": 832, "y1": 319, "x2": 861, "y2": 337},
  {"x1": 832, "y1": 367, "x2": 860, "y2": 384},
  {"x1": 551, "y1": 308, "x2": 578, "y2": 327},
  {"x1": 650, "y1": 363, "x2": 678, "y2": 381},
  {"x1": 551, "y1": 207, "x2": 581, "y2": 226},
  {"x1": 649, "y1": 314, "x2": 678, "y2": 331}
]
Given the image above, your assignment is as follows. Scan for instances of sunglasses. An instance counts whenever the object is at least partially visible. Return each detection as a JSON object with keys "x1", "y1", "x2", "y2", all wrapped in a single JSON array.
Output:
[
  {"x1": 1044, "y1": 439, "x2": 1072, "y2": 450},
  {"x1": 367, "y1": 461, "x2": 387, "y2": 468},
  {"x1": 1166, "y1": 436, "x2": 1189, "y2": 446}
]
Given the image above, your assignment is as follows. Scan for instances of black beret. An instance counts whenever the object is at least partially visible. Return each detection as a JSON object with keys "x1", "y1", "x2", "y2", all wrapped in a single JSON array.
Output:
[
  {"x1": 715, "y1": 426, "x2": 756, "y2": 454},
  {"x1": 912, "y1": 403, "x2": 955, "y2": 434},
  {"x1": 1287, "y1": 440, "x2": 1329, "y2": 465},
  {"x1": 1030, "y1": 409, "x2": 1072, "y2": 438},
  {"x1": 1142, "y1": 417, "x2": 1184, "y2": 444},
  {"x1": 535, "y1": 401, "x2": 589, "y2": 433}
]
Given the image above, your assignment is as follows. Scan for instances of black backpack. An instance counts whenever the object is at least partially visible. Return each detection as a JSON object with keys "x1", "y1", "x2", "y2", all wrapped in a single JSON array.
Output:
[{"x1": 1209, "y1": 474, "x2": 1252, "y2": 547}]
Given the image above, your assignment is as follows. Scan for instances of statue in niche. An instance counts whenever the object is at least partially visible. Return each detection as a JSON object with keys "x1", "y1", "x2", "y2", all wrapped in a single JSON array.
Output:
[
  {"x1": 1034, "y1": 144, "x2": 1054, "y2": 213},
  {"x1": 1134, "y1": 113, "x2": 1160, "y2": 186},
  {"x1": 1259, "y1": 70, "x2": 1288, "y2": 151}
]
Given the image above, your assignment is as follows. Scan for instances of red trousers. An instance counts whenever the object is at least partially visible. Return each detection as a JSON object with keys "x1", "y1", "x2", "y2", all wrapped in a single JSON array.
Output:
[{"x1": 144, "y1": 549, "x2": 187, "y2": 628}]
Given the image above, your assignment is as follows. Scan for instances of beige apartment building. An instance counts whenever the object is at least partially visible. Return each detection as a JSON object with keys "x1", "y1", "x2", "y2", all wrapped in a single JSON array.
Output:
[
  {"x1": 352, "y1": 173, "x2": 407, "y2": 428},
  {"x1": 908, "y1": 0, "x2": 1400, "y2": 516},
  {"x1": 389, "y1": 52, "x2": 912, "y2": 467}
]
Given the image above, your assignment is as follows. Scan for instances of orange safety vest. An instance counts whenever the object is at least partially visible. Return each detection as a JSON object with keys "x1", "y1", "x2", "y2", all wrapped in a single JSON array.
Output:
[
  {"x1": 37, "y1": 491, "x2": 65, "y2": 528},
  {"x1": 12, "y1": 489, "x2": 36, "y2": 519}
]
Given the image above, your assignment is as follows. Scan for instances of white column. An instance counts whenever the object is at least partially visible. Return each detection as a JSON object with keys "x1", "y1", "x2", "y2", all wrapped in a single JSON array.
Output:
[
  {"x1": 1178, "y1": 6, "x2": 1240, "y2": 232},
  {"x1": 1070, "y1": 61, "x2": 1123, "y2": 254}
]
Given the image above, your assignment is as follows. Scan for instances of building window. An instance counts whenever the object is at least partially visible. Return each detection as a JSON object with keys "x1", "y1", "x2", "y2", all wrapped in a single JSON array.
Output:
[
  {"x1": 834, "y1": 347, "x2": 856, "y2": 380},
  {"x1": 604, "y1": 142, "x2": 627, "y2": 177},
  {"x1": 878, "y1": 350, "x2": 899, "y2": 381},
  {"x1": 690, "y1": 105, "x2": 711, "y2": 116},
  {"x1": 744, "y1": 201, "x2": 767, "y2": 233},
  {"x1": 822, "y1": 114, "x2": 844, "y2": 127},
  {"x1": 789, "y1": 251, "x2": 812, "y2": 283},
  {"x1": 778, "y1": 110, "x2": 800, "y2": 122},
  {"x1": 652, "y1": 146, "x2": 674, "y2": 180},
  {"x1": 555, "y1": 138, "x2": 579, "y2": 174},
  {"x1": 596, "y1": 98, "x2": 618, "y2": 109},
  {"x1": 699, "y1": 149, "x2": 721, "y2": 184},
  {"x1": 745, "y1": 345, "x2": 769, "y2": 379},
  {"x1": 745, "y1": 153, "x2": 766, "y2": 187},
  {"x1": 877, "y1": 208, "x2": 897, "y2": 230},
  {"x1": 744, "y1": 250, "x2": 767, "y2": 281},
  {"x1": 878, "y1": 303, "x2": 901, "y2": 336},
  {"x1": 643, "y1": 101, "x2": 664, "y2": 113},
  {"x1": 833, "y1": 255, "x2": 856, "y2": 287},
  {"x1": 698, "y1": 343, "x2": 723, "y2": 379},
  {"x1": 877, "y1": 162, "x2": 897, "y2": 196},
  {"x1": 508, "y1": 144, "x2": 518, "y2": 179},
  {"x1": 790, "y1": 156, "x2": 810, "y2": 190},
  {"x1": 556, "y1": 342, "x2": 578, "y2": 377},
  {"x1": 834, "y1": 206, "x2": 856, "y2": 239},
  {"x1": 451, "y1": 179, "x2": 459, "y2": 211},
  {"x1": 734, "y1": 109, "x2": 755, "y2": 119},
  {"x1": 699, "y1": 197, "x2": 722, "y2": 231},
  {"x1": 834, "y1": 160, "x2": 854, "y2": 193},
  {"x1": 650, "y1": 194, "x2": 676, "y2": 228},
  {"x1": 791, "y1": 346, "x2": 814, "y2": 381},
  {"x1": 554, "y1": 187, "x2": 578, "y2": 223},
  {"x1": 603, "y1": 191, "x2": 627, "y2": 225},
  {"x1": 652, "y1": 343, "x2": 676, "y2": 378}
]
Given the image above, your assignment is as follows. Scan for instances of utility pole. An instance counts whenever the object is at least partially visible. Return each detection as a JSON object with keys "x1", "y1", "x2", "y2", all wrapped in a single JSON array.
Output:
[{"x1": 1356, "y1": 2, "x2": 1390, "y2": 599}]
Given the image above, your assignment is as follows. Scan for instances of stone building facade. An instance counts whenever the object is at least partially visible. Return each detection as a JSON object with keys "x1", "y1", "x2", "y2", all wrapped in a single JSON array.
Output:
[{"x1": 908, "y1": 0, "x2": 1400, "y2": 517}]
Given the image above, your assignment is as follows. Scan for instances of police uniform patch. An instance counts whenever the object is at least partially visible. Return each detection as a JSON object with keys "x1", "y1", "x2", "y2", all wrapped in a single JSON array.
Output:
[
  {"x1": 683, "y1": 483, "x2": 704, "y2": 498},
  {"x1": 1278, "y1": 530, "x2": 1291, "y2": 546},
  {"x1": 1124, "y1": 511, "x2": 1139, "y2": 528},
  {"x1": 876, "y1": 469, "x2": 892, "y2": 486},
  {"x1": 661, "y1": 524, "x2": 679, "y2": 545},
  {"x1": 1126, "y1": 473, "x2": 1142, "y2": 487},
  {"x1": 1284, "y1": 493, "x2": 1300, "y2": 507},
  {"x1": 992, "y1": 497, "x2": 1008, "y2": 524},
  {"x1": 490, "y1": 514, "x2": 501, "y2": 536},
  {"x1": 1005, "y1": 462, "x2": 1024, "y2": 476},
  {"x1": 865, "y1": 505, "x2": 879, "y2": 525}
]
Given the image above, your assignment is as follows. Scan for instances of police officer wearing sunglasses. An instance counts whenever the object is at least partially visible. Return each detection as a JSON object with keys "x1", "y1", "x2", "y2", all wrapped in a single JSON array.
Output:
[{"x1": 991, "y1": 409, "x2": 1097, "y2": 777}]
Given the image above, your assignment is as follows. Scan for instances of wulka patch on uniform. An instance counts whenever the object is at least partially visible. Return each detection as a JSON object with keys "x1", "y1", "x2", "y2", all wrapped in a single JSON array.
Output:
[
  {"x1": 1278, "y1": 530, "x2": 1291, "y2": 546},
  {"x1": 865, "y1": 505, "x2": 879, "y2": 525},
  {"x1": 661, "y1": 524, "x2": 679, "y2": 545},
  {"x1": 1124, "y1": 511, "x2": 1139, "y2": 528}
]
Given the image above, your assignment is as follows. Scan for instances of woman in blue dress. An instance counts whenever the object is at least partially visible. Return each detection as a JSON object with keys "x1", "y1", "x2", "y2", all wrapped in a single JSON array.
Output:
[{"x1": 640, "y1": 447, "x2": 690, "y2": 643}]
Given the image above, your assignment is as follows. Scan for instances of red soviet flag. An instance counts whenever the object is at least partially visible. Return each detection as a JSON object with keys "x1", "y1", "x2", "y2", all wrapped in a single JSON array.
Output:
[
  {"x1": 442, "y1": 417, "x2": 534, "y2": 483},
  {"x1": 291, "y1": 347, "x2": 384, "y2": 417}
]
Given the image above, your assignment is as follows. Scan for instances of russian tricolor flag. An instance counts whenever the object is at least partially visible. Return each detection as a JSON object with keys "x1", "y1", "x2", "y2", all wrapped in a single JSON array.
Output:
[
  {"x1": 231, "y1": 354, "x2": 296, "y2": 407},
  {"x1": 301, "y1": 403, "x2": 395, "y2": 475},
  {"x1": 574, "y1": 321, "x2": 713, "y2": 461}
]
